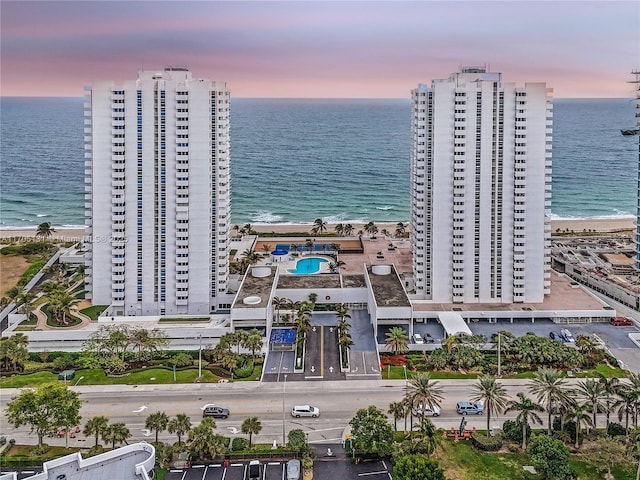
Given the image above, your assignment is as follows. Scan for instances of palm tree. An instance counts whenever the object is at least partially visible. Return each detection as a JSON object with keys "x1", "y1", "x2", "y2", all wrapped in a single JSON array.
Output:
[
  {"x1": 505, "y1": 393, "x2": 544, "y2": 449},
  {"x1": 528, "y1": 367, "x2": 573, "y2": 435},
  {"x1": 565, "y1": 402, "x2": 594, "y2": 449},
  {"x1": 443, "y1": 335, "x2": 460, "y2": 354},
  {"x1": 293, "y1": 302, "x2": 312, "y2": 340},
  {"x1": 221, "y1": 351, "x2": 240, "y2": 379},
  {"x1": 188, "y1": 417, "x2": 218, "y2": 460},
  {"x1": 311, "y1": 218, "x2": 327, "y2": 235},
  {"x1": 388, "y1": 401, "x2": 406, "y2": 432},
  {"x1": 48, "y1": 290, "x2": 79, "y2": 325},
  {"x1": 102, "y1": 422, "x2": 131, "y2": 449},
  {"x1": 167, "y1": 413, "x2": 192, "y2": 445},
  {"x1": 15, "y1": 293, "x2": 35, "y2": 317},
  {"x1": 145, "y1": 411, "x2": 169, "y2": 443},
  {"x1": 385, "y1": 327, "x2": 409, "y2": 355},
  {"x1": 232, "y1": 224, "x2": 240, "y2": 238},
  {"x1": 576, "y1": 378, "x2": 606, "y2": 432},
  {"x1": 36, "y1": 221, "x2": 55, "y2": 239},
  {"x1": 308, "y1": 293, "x2": 318, "y2": 305},
  {"x1": 364, "y1": 221, "x2": 376, "y2": 237},
  {"x1": 597, "y1": 373, "x2": 620, "y2": 431},
  {"x1": 272, "y1": 296, "x2": 288, "y2": 324},
  {"x1": 344, "y1": 223, "x2": 354, "y2": 236},
  {"x1": 243, "y1": 329, "x2": 263, "y2": 359},
  {"x1": 84, "y1": 416, "x2": 109, "y2": 448},
  {"x1": 329, "y1": 259, "x2": 345, "y2": 273},
  {"x1": 412, "y1": 417, "x2": 440, "y2": 455},
  {"x1": 471, "y1": 375, "x2": 508, "y2": 436},
  {"x1": 130, "y1": 327, "x2": 168, "y2": 361},
  {"x1": 241, "y1": 417, "x2": 262, "y2": 447},
  {"x1": 615, "y1": 385, "x2": 637, "y2": 435},
  {"x1": 405, "y1": 373, "x2": 444, "y2": 419},
  {"x1": 395, "y1": 222, "x2": 407, "y2": 237},
  {"x1": 242, "y1": 248, "x2": 259, "y2": 267},
  {"x1": 336, "y1": 304, "x2": 351, "y2": 326},
  {"x1": 261, "y1": 244, "x2": 272, "y2": 255},
  {"x1": 334, "y1": 223, "x2": 344, "y2": 236}
]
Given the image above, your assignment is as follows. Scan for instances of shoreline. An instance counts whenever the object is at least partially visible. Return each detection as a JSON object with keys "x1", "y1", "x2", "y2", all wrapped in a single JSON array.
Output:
[{"x1": 0, "y1": 217, "x2": 635, "y2": 242}]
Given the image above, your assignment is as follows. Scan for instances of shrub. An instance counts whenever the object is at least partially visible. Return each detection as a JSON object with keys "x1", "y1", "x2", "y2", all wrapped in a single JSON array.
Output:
[
  {"x1": 607, "y1": 422, "x2": 626, "y2": 437},
  {"x1": 171, "y1": 352, "x2": 194, "y2": 368},
  {"x1": 53, "y1": 353, "x2": 76, "y2": 371},
  {"x1": 234, "y1": 357, "x2": 254, "y2": 378},
  {"x1": 502, "y1": 419, "x2": 530, "y2": 443},
  {"x1": 470, "y1": 432, "x2": 503, "y2": 451},
  {"x1": 231, "y1": 437, "x2": 248, "y2": 451}
]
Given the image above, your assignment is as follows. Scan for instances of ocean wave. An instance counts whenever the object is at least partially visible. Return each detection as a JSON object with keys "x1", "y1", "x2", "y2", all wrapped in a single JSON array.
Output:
[
  {"x1": 248, "y1": 211, "x2": 284, "y2": 223},
  {"x1": 548, "y1": 212, "x2": 635, "y2": 221},
  {"x1": 375, "y1": 206, "x2": 394, "y2": 210},
  {"x1": 36, "y1": 214, "x2": 51, "y2": 218}
]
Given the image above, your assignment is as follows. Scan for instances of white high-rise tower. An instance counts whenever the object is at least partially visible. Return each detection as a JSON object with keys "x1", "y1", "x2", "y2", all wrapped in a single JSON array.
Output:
[
  {"x1": 410, "y1": 67, "x2": 552, "y2": 303},
  {"x1": 85, "y1": 68, "x2": 231, "y2": 316}
]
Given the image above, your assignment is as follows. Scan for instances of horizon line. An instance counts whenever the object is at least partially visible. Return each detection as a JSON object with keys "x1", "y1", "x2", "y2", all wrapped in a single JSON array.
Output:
[{"x1": 0, "y1": 95, "x2": 633, "y2": 101}]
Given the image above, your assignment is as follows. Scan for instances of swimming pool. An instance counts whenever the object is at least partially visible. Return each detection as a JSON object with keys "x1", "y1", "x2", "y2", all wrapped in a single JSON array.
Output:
[{"x1": 287, "y1": 257, "x2": 328, "y2": 275}]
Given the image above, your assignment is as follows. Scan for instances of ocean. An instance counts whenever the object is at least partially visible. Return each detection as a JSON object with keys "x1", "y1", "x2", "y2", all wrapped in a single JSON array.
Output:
[{"x1": 0, "y1": 97, "x2": 637, "y2": 229}]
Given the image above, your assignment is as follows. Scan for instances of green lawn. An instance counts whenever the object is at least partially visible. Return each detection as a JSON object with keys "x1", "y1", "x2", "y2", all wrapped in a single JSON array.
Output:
[
  {"x1": 434, "y1": 439, "x2": 634, "y2": 480},
  {"x1": 79, "y1": 305, "x2": 108, "y2": 321},
  {"x1": 1, "y1": 368, "x2": 224, "y2": 388},
  {"x1": 576, "y1": 363, "x2": 628, "y2": 378}
]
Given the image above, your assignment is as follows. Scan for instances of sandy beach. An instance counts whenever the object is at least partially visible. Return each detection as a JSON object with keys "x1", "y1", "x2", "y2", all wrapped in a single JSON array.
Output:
[{"x1": 0, "y1": 217, "x2": 635, "y2": 242}]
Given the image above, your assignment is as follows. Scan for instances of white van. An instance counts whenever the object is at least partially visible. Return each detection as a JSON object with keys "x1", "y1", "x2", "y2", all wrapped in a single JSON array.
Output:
[{"x1": 291, "y1": 405, "x2": 320, "y2": 418}]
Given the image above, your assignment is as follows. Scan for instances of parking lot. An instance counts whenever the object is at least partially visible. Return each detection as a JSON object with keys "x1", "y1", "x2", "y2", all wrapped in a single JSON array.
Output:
[
  {"x1": 165, "y1": 458, "x2": 393, "y2": 480},
  {"x1": 165, "y1": 461, "x2": 288, "y2": 480}
]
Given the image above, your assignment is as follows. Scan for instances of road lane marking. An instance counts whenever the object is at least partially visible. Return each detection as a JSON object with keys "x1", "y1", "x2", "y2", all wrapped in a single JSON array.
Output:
[{"x1": 320, "y1": 325, "x2": 324, "y2": 377}]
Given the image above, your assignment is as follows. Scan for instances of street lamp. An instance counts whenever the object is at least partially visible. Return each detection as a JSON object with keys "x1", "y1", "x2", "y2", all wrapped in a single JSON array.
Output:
[
  {"x1": 198, "y1": 333, "x2": 202, "y2": 379},
  {"x1": 497, "y1": 332, "x2": 501, "y2": 377},
  {"x1": 282, "y1": 374, "x2": 288, "y2": 446},
  {"x1": 73, "y1": 376, "x2": 85, "y2": 387}
]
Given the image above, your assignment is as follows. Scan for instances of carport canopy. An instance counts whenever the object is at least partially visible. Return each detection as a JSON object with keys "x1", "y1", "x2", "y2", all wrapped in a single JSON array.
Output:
[{"x1": 437, "y1": 312, "x2": 472, "y2": 337}]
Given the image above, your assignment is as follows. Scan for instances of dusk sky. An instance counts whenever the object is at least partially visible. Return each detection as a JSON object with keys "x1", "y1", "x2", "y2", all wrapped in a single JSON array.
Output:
[{"x1": 1, "y1": 1, "x2": 638, "y2": 98}]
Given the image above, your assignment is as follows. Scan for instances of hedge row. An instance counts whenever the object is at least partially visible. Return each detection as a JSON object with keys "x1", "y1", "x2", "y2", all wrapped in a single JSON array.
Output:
[{"x1": 470, "y1": 432, "x2": 503, "y2": 451}]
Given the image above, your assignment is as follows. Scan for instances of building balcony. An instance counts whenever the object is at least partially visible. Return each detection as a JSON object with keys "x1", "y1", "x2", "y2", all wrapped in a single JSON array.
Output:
[
  {"x1": 176, "y1": 298, "x2": 188, "y2": 306},
  {"x1": 112, "y1": 180, "x2": 125, "y2": 188}
]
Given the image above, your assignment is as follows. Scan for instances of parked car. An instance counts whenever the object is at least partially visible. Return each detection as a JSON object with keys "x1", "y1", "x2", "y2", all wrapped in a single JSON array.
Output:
[
  {"x1": 560, "y1": 328, "x2": 575, "y2": 343},
  {"x1": 412, "y1": 403, "x2": 441, "y2": 417},
  {"x1": 202, "y1": 406, "x2": 230, "y2": 418},
  {"x1": 549, "y1": 331, "x2": 562, "y2": 341},
  {"x1": 291, "y1": 405, "x2": 320, "y2": 418},
  {"x1": 249, "y1": 460, "x2": 261, "y2": 479},
  {"x1": 287, "y1": 459, "x2": 301, "y2": 480},
  {"x1": 412, "y1": 333, "x2": 424, "y2": 344},
  {"x1": 456, "y1": 402, "x2": 484, "y2": 415},
  {"x1": 612, "y1": 316, "x2": 634, "y2": 326}
]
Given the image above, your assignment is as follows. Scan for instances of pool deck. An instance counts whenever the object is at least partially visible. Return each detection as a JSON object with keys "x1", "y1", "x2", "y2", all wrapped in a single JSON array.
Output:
[{"x1": 255, "y1": 235, "x2": 412, "y2": 278}]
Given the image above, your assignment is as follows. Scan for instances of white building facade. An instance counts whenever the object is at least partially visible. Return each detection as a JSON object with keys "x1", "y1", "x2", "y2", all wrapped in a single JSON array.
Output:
[
  {"x1": 410, "y1": 67, "x2": 553, "y2": 303},
  {"x1": 85, "y1": 68, "x2": 232, "y2": 316}
]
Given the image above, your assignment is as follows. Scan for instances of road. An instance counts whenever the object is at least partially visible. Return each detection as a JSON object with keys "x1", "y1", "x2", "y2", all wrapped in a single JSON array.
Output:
[{"x1": 0, "y1": 378, "x2": 613, "y2": 447}]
